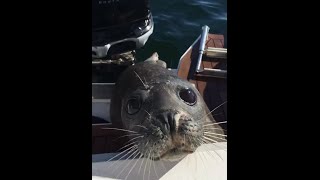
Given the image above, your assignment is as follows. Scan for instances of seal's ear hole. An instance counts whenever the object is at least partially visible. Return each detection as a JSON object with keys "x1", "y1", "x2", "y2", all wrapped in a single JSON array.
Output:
[
  {"x1": 178, "y1": 89, "x2": 197, "y2": 106},
  {"x1": 126, "y1": 97, "x2": 141, "y2": 115}
]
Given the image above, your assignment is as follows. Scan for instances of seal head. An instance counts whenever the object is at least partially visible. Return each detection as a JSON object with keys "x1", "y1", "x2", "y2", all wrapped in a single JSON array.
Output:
[{"x1": 110, "y1": 53, "x2": 224, "y2": 161}]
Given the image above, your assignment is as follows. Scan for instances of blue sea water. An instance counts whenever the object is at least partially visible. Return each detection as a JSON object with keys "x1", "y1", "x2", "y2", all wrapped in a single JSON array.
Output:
[{"x1": 136, "y1": 0, "x2": 227, "y2": 68}]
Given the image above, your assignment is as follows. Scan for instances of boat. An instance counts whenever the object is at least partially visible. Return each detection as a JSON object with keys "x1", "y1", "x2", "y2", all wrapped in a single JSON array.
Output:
[{"x1": 92, "y1": 25, "x2": 227, "y2": 180}]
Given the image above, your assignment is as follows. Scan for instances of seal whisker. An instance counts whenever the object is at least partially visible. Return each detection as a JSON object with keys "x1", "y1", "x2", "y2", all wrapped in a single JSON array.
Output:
[
  {"x1": 138, "y1": 152, "x2": 146, "y2": 175},
  {"x1": 198, "y1": 138, "x2": 220, "y2": 161},
  {"x1": 201, "y1": 137, "x2": 227, "y2": 152},
  {"x1": 143, "y1": 109, "x2": 151, "y2": 116},
  {"x1": 203, "y1": 134, "x2": 227, "y2": 142},
  {"x1": 139, "y1": 140, "x2": 150, "y2": 178},
  {"x1": 118, "y1": 150, "x2": 140, "y2": 175},
  {"x1": 202, "y1": 139, "x2": 227, "y2": 152},
  {"x1": 202, "y1": 138, "x2": 227, "y2": 152},
  {"x1": 106, "y1": 145, "x2": 137, "y2": 163},
  {"x1": 202, "y1": 136, "x2": 219, "y2": 143},
  {"x1": 199, "y1": 138, "x2": 224, "y2": 160},
  {"x1": 198, "y1": 101, "x2": 227, "y2": 122},
  {"x1": 111, "y1": 146, "x2": 137, "y2": 166},
  {"x1": 203, "y1": 127, "x2": 228, "y2": 132},
  {"x1": 152, "y1": 156, "x2": 159, "y2": 179},
  {"x1": 134, "y1": 70, "x2": 149, "y2": 89},
  {"x1": 148, "y1": 153, "x2": 152, "y2": 180},
  {"x1": 109, "y1": 146, "x2": 138, "y2": 173},
  {"x1": 187, "y1": 136, "x2": 201, "y2": 170},
  {"x1": 143, "y1": 77, "x2": 147, "y2": 85},
  {"x1": 195, "y1": 145, "x2": 210, "y2": 177},
  {"x1": 203, "y1": 125, "x2": 227, "y2": 129},
  {"x1": 125, "y1": 135, "x2": 145, "y2": 145},
  {"x1": 204, "y1": 129, "x2": 227, "y2": 134},
  {"x1": 125, "y1": 153, "x2": 143, "y2": 180},
  {"x1": 117, "y1": 135, "x2": 144, "y2": 152},
  {"x1": 116, "y1": 149, "x2": 140, "y2": 178},
  {"x1": 134, "y1": 124, "x2": 148, "y2": 130},
  {"x1": 143, "y1": 151, "x2": 151, "y2": 180},
  {"x1": 193, "y1": 136, "x2": 219, "y2": 167},
  {"x1": 102, "y1": 127, "x2": 140, "y2": 134},
  {"x1": 203, "y1": 132, "x2": 227, "y2": 137},
  {"x1": 203, "y1": 121, "x2": 227, "y2": 126},
  {"x1": 144, "y1": 140, "x2": 149, "y2": 148},
  {"x1": 118, "y1": 140, "x2": 141, "y2": 152},
  {"x1": 114, "y1": 133, "x2": 142, "y2": 141},
  {"x1": 148, "y1": 150, "x2": 152, "y2": 180}
]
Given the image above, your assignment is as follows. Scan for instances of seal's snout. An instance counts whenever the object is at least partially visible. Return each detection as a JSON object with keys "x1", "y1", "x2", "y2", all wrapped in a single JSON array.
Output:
[
  {"x1": 140, "y1": 109, "x2": 204, "y2": 160},
  {"x1": 156, "y1": 111, "x2": 181, "y2": 135},
  {"x1": 156, "y1": 111, "x2": 178, "y2": 133}
]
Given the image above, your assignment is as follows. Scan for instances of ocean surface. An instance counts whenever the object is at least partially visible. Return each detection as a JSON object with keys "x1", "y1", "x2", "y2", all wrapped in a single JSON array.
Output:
[{"x1": 135, "y1": 0, "x2": 227, "y2": 68}]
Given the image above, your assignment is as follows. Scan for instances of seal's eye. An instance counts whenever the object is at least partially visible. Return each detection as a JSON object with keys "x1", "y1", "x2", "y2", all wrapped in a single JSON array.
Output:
[
  {"x1": 126, "y1": 97, "x2": 141, "y2": 115},
  {"x1": 179, "y1": 89, "x2": 197, "y2": 105}
]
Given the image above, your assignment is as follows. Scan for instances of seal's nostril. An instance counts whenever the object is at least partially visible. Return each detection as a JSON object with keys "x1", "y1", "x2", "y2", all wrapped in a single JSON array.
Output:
[
  {"x1": 168, "y1": 113, "x2": 176, "y2": 133},
  {"x1": 157, "y1": 112, "x2": 174, "y2": 132},
  {"x1": 156, "y1": 111, "x2": 182, "y2": 134},
  {"x1": 157, "y1": 114, "x2": 168, "y2": 125}
]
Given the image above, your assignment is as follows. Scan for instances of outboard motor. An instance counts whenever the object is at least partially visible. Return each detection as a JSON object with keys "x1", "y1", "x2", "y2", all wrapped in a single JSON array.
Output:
[{"x1": 92, "y1": 0, "x2": 154, "y2": 60}]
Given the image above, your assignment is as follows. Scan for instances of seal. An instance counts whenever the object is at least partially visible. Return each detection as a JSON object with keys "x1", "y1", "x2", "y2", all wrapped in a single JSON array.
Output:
[{"x1": 110, "y1": 52, "x2": 225, "y2": 161}]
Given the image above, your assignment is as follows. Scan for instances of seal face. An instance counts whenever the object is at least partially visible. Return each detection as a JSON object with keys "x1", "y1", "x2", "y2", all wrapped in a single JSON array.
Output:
[{"x1": 110, "y1": 53, "x2": 225, "y2": 161}]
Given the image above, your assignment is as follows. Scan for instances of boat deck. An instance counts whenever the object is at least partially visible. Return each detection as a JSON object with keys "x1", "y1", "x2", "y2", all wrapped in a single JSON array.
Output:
[
  {"x1": 92, "y1": 142, "x2": 227, "y2": 180},
  {"x1": 177, "y1": 34, "x2": 227, "y2": 130}
]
